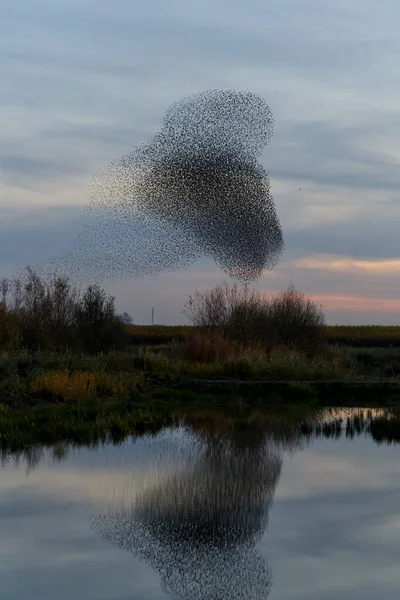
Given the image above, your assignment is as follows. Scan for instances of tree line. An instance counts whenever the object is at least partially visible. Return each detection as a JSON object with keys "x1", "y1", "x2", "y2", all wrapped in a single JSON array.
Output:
[{"x1": 0, "y1": 268, "x2": 130, "y2": 353}]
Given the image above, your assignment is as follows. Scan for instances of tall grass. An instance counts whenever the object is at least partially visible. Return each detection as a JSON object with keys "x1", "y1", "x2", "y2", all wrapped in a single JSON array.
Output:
[
  {"x1": 30, "y1": 370, "x2": 142, "y2": 401},
  {"x1": 171, "y1": 329, "x2": 249, "y2": 363},
  {"x1": 179, "y1": 345, "x2": 350, "y2": 380}
]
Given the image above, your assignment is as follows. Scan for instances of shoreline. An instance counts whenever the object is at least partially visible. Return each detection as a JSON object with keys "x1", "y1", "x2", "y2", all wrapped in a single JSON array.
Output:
[
  {"x1": 2, "y1": 377, "x2": 400, "y2": 411},
  {"x1": 2, "y1": 381, "x2": 400, "y2": 453}
]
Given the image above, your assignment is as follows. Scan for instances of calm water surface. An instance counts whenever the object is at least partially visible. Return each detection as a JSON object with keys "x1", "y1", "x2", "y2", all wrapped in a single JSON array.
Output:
[{"x1": 1, "y1": 408, "x2": 400, "y2": 599}]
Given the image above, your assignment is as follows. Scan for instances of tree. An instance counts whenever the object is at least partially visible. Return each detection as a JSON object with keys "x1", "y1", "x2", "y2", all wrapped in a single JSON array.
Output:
[
  {"x1": 76, "y1": 284, "x2": 128, "y2": 353},
  {"x1": 1, "y1": 278, "x2": 9, "y2": 305},
  {"x1": 44, "y1": 275, "x2": 80, "y2": 350},
  {"x1": 0, "y1": 302, "x2": 21, "y2": 351},
  {"x1": 12, "y1": 268, "x2": 80, "y2": 351},
  {"x1": 118, "y1": 312, "x2": 134, "y2": 325},
  {"x1": 19, "y1": 267, "x2": 48, "y2": 350}
]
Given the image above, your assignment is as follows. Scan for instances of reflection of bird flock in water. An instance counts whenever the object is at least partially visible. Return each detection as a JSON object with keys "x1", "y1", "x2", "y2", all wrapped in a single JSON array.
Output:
[
  {"x1": 91, "y1": 428, "x2": 284, "y2": 600},
  {"x1": 9, "y1": 412, "x2": 382, "y2": 599},
  {"x1": 39, "y1": 90, "x2": 284, "y2": 282}
]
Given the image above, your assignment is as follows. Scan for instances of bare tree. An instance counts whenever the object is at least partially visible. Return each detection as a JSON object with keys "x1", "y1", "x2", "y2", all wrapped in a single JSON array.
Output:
[
  {"x1": 1, "y1": 278, "x2": 9, "y2": 305},
  {"x1": 118, "y1": 311, "x2": 134, "y2": 325},
  {"x1": 23, "y1": 267, "x2": 46, "y2": 316},
  {"x1": 184, "y1": 282, "x2": 260, "y2": 328},
  {"x1": 46, "y1": 276, "x2": 79, "y2": 326},
  {"x1": 76, "y1": 284, "x2": 128, "y2": 353},
  {"x1": 184, "y1": 281, "x2": 266, "y2": 340},
  {"x1": 184, "y1": 282, "x2": 326, "y2": 354},
  {"x1": 9, "y1": 278, "x2": 23, "y2": 312}
]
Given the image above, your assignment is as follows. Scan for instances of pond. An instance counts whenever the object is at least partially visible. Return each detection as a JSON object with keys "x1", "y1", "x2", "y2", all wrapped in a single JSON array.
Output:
[{"x1": 1, "y1": 408, "x2": 400, "y2": 599}]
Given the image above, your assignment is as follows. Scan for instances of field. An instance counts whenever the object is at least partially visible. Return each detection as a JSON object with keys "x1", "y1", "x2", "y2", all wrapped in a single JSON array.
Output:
[
  {"x1": 325, "y1": 326, "x2": 400, "y2": 347},
  {"x1": 126, "y1": 325, "x2": 193, "y2": 344},
  {"x1": 126, "y1": 325, "x2": 400, "y2": 347}
]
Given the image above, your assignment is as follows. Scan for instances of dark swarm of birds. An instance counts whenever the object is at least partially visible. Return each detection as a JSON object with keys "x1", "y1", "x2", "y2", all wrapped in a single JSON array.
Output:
[{"x1": 38, "y1": 89, "x2": 284, "y2": 282}]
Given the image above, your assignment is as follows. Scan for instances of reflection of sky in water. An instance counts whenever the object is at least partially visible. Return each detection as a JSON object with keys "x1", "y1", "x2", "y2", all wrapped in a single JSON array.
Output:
[{"x1": 1, "y1": 425, "x2": 400, "y2": 599}]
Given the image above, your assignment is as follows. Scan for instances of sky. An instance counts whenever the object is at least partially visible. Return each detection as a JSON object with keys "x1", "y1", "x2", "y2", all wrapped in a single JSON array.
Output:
[{"x1": 2, "y1": 0, "x2": 400, "y2": 324}]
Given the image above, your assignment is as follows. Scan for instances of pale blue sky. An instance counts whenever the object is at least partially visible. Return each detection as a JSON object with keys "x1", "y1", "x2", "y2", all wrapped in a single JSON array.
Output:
[{"x1": 2, "y1": 0, "x2": 400, "y2": 324}]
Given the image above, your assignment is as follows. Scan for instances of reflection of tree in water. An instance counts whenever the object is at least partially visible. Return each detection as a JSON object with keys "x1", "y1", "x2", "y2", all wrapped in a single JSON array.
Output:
[
  {"x1": 91, "y1": 423, "x2": 291, "y2": 600},
  {"x1": 0, "y1": 441, "x2": 71, "y2": 473}
]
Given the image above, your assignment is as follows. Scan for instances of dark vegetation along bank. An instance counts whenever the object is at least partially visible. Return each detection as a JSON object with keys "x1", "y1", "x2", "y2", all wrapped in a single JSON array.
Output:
[
  {"x1": 2, "y1": 268, "x2": 400, "y2": 447},
  {"x1": 4, "y1": 406, "x2": 400, "y2": 458}
]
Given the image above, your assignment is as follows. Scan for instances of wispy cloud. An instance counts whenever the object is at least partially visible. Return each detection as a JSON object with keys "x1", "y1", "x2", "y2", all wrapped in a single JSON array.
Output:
[{"x1": 290, "y1": 256, "x2": 400, "y2": 275}]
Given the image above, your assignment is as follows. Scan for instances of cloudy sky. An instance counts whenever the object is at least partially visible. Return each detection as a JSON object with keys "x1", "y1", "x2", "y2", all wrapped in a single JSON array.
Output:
[{"x1": 2, "y1": 0, "x2": 400, "y2": 324}]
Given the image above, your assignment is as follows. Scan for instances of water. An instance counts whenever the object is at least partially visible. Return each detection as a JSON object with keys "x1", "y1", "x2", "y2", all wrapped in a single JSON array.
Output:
[{"x1": 1, "y1": 408, "x2": 400, "y2": 599}]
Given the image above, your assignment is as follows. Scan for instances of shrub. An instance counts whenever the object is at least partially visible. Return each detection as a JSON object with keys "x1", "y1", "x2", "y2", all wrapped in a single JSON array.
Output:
[
  {"x1": 184, "y1": 282, "x2": 326, "y2": 355},
  {"x1": 264, "y1": 285, "x2": 326, "y2": 355},
  {"x1": 140, "y1": 350, "x2": 180, "y2": 377},
  {"x1": 184, "y1": 282, "x2": 265, "y2": 334}
]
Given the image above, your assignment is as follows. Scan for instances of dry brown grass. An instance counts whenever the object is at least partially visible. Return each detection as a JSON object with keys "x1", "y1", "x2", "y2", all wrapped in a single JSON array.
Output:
[
  {"x1": 30, "y1": 370, "x2": 141, "y2": 401},
  {"x1": 171, "y1": 329, "x2": 265, "y2": 364}
]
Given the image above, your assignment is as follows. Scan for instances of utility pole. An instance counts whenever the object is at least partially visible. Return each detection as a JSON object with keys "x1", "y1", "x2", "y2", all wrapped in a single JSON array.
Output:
[{"x1": 151, "y1": 307, "x2": 154, "y2": 326}]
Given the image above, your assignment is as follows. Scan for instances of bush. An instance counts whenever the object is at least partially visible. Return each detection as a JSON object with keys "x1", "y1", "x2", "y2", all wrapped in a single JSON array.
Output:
[
  {"x1": 184, "y1": 282, "x2": 267, "y2": 341},
  {"x1": 184, "y1": 282, "x2": 326, "y2": 355},
  {"x1": 264, "y1": 285, "x2": 326, "y2": 355}
]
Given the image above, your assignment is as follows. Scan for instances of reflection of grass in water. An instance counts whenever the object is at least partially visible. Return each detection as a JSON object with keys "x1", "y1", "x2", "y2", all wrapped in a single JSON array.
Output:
[
  {"x1": 0, "y1": 399, "x2": 175, "y2": 454},
  {"x1": 3, "y1": 402, "x2": 400, "y2": 460}
]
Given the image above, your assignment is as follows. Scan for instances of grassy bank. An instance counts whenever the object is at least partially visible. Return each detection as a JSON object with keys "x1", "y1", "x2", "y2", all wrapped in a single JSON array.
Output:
[
  {"x1": 2, "y1": 342, "x2": 400, "y2": 399},
  {"x1": 2, "y1": 344, "x2": 400, "y2": 408},
  {"x1": 3, "y1": 347, "x2": 400, "y2": 452}
]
